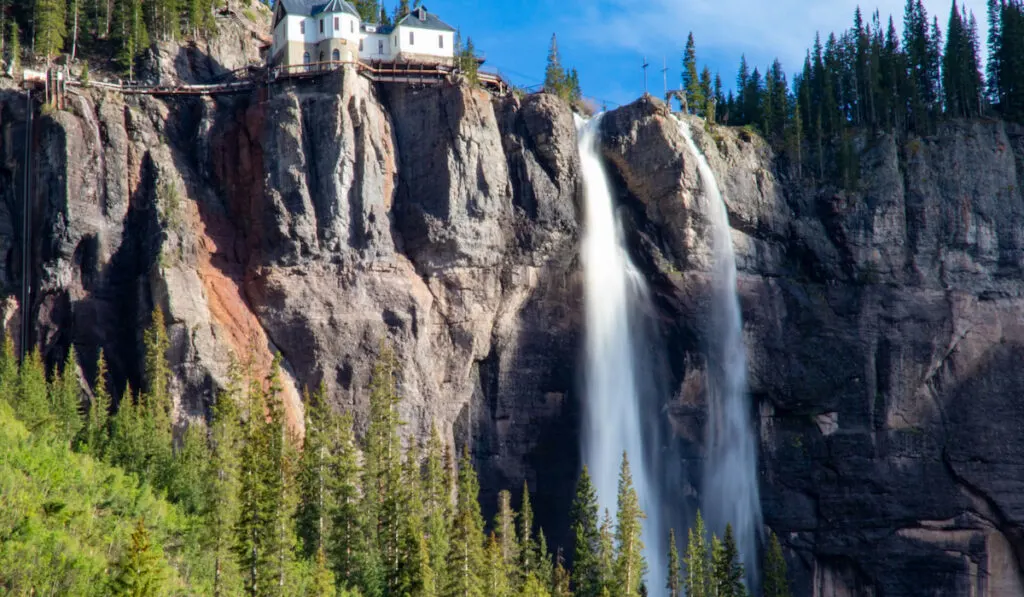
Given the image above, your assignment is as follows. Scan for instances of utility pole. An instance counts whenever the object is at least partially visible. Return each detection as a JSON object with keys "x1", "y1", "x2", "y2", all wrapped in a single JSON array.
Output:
[
  {"x1": 642, "y1": 56, "x2": 649, "y2": 96},
  {"x1": 662, "y1": 56, "x2": 668, "y2": 98}
]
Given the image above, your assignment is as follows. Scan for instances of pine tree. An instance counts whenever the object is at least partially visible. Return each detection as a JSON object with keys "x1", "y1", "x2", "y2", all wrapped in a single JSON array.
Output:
[
  {"x1": 298, "y1": 383, "x2": 334, "y2": 558},
  {"x1": 612, "y1": 453, "x2": 645, "y2": 597},
  {"x1": 394, "y1": 0, "x2": 410, "y2": 21},
  {"x1": 763, "y1": 531, "x2": 791, "y2": 597},
  {"x1": 15, "y1": 348, "x2": 51, "y2": 433},
  {"x1": 309, "y1": 546, "x2": 338, "y2": 597},
  {"x1": 266, "y1": 355, "x2": 300, "y2": 595},
  {"x1": 116, "y1": 0, "x2": 148, "y2": 79},
  {"x1": 444, "y1": 447, "x2": 486, "y2": 597},
  {"x1": 596, "y1": 509, "x2": 614, "y2": 594},
  {"x1": 109, "y1": 385, "x2": 146, "y2": 473},
  {"x1": 517, "y1": 482, "x2": 539, "y2": 584},
  {"x1": 699, "y1": 65, "x2": 715, "y2": 121},
  {"x1": 397, "y1": 438, "x2": 431, "y2": 596},
  {"x1": 545, "y1": 33, "x2": 566, "y2": 97},
  {"x1": 683, "y1": 511, "x2": 711, "y2": 597},
  {"x1": 484, "y1": 532, "x2": 513, "y2": 597},
  {"x1": 986, "y1": 0, "x2": 1002, "y2": 103},
  {"x1": 536, "y1": 528, "x2": 553, "y2": 588},
  {"x1": 735, "y1": 54, "x2": 751, "y2": 124},
  {"x1": 666, "y1": 529, "x2": 681, "y2": 597},
  {"x1": 82, "y1": 349, "x2": 112, "y2": 458},
  {"x1": 50, "y1": 346, "x2": 84, "y2": 447},
  {"x1": 424, "y1": 421, "x2": 451, "y2": 595},
  {"x1": 569, "y1": 466, "x2": 602, "y2": 597},
  {"x1": 711, "y1": 525, "x2": 745, "y2": 597},
  {"x1": 495, "y1": 490, "x2": 519, "y2": 575},
  {"x1": 327, "y1": 410, "x2": 369, "y2": 592},
  {"x1": 683, "y1": 33, "x2": 703, "y2": 114},
  {"x1": 170, "y1": 423, "x2": 209, "y2": 515},
  {"x1": 33, "y1": 0, "x2": 66, "y2": 61},
  {"x1": 109, "y1": 518, "x2": 165, "y2": 596},
  {"x1": 141, "y1": 307, "x2": 173, "y2": 487},
  {"x1": 519, "y1": 572, "x2": 552, "y2": 597},
  {"x1": 0, "y1": 335, "x2": 16, "y2": 404},
  {"x1": 362, "y1": 344, "x2": 404, "y2": 595},
  {"x1": 551, "y1": 548, "x2": 571, "y2": 597},
  {"x1": 209, "y1": 363, "x2": 243, "y2": 597}
]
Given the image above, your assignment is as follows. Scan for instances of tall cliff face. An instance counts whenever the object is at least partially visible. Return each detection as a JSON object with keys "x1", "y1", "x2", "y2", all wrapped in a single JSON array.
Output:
[
  {"x1": 601, "y1": 98, "x2": 1024, "y2": 597},
  {"x1": 0, "y1": 68, "x2": 583, "y2": 536},
  {"x1": 4, "y1": 50, "x2": 1024, "y2": 595}
]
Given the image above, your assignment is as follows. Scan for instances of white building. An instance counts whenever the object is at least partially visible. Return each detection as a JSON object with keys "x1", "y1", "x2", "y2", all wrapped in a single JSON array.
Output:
[{"x1": 269, "y1": 1, "x2": 456, "y2": 68}]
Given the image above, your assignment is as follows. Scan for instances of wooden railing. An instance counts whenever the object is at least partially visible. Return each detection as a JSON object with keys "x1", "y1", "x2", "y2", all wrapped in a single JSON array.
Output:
[{"x1": 59, "y1": 59, "x2": 510, "y2": 97}]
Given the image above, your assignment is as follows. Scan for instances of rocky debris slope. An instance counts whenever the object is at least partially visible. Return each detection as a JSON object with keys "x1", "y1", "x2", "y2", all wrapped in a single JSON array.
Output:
[{"x1": 601, "y1": 97, "x2": 1024, "y2": 597}]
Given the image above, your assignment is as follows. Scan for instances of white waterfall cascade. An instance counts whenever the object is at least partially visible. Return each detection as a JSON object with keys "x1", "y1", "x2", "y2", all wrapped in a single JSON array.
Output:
[
  {"x1": 678, "y1": 119, "x2": 762, "y2": 584},
  {"x1": 577, "y1": 115, "x2": 666, "y2": 596}
]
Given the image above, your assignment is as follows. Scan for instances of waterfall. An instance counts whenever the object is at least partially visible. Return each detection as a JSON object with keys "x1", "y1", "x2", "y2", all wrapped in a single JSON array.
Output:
[
  {"x1": 678, "y1": 120, "x2": 762, "y2": 584},
  {"x1": 578, "y1": 115, "x2": 667, "y2": 596}
]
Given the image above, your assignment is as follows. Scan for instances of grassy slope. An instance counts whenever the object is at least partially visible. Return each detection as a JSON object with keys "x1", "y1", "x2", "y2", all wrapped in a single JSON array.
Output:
[{"x1": 0, "y1": 400, "x2": 212, "y2": 596}]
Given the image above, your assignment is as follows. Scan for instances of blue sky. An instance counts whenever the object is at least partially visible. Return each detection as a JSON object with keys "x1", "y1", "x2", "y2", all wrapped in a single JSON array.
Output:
[{"x1": 422, "y1": 0, "x2": 988, "y2": 107}]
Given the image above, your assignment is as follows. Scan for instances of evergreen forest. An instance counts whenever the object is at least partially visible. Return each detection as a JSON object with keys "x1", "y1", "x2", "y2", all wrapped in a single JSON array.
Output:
[
  {"x1": 0, "y1": 308, "x2": 791, "y2": 596},
  {"x1": 673, "y1": 0, "x2": 1024, "y2": 184}
]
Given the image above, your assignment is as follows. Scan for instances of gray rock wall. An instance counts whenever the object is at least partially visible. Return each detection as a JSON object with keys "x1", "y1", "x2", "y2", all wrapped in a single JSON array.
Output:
[{"x1": 601, "y1": 97, "x2": 1024, "y2": 597}]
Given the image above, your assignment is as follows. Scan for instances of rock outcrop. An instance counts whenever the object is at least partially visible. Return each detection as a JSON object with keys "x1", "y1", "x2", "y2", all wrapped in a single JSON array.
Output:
[{"x1": 601, "y1": 97, "x2": 1024, "y2": 597}]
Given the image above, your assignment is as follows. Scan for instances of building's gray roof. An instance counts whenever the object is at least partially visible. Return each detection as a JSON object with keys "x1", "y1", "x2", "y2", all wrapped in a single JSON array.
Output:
[
  {"x1": 278, "y1": 0, "x2": 359, "y2": 18},
  {"x1": 394, "y1": 6, "x2": 455, "y2": 32}
]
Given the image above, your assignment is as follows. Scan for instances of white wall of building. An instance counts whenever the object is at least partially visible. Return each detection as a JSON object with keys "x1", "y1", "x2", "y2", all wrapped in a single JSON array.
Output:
[
  {"x1": 359, "y1": 32, "x2": 392, "y2": 60},
  {"x1": 394, "y1": 25, "x2": 454, "y2": 58}
]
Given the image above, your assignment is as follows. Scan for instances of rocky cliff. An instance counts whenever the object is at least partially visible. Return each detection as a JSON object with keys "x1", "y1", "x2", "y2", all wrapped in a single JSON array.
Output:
[
  {"x1": 602, "y1": 98, "x2": 1024, "y2": 597},
  {"x1": 2, "y1": 33, "x2": 1024, "y2": 596}
]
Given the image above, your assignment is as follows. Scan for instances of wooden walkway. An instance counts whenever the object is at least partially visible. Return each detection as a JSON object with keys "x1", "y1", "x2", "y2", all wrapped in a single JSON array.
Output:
[{"x1": 60, "y1": 60, "x2": 510, "y2": 98}]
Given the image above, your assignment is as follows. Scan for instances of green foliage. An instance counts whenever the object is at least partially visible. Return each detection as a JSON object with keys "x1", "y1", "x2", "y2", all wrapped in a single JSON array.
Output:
[
  {"x1": 683, "y1": 33, "x2": 704, "y2": 114},
  {"x1": 34, "y1": 0, "x2": 66, "y2": 60},
  {"x1": 0, "y1": 400, "x2": 206, "y2": 594},
  {"x1": 710, "y1": 525, "x2": 745, "y2": 597},
  {"x1": 666, "y1": 528, "x2": 681, "y2": 597},
  {"x1": 612, "y1": 453, "x2": 645, "y2": 597},
  {"x1": 168, "y1": 422, "x2": 209, "y2": 515},
  {"x1": 16, "y1": 348, "x2": 52, "y2": 434},
  {"x1": 569, "y1": 466, "x2": 602, "y2": 597},
  {"x1": 109, "y1": 517, "x2": 165, "y2": 596},
  {"x1": 207, "y1": 362, "x2": 243, "y2": 597},
  {"x1": 544, "y1": 33, "x2": 583, "y2": 105},
  {"x1": 683, "y1": 511, "x2": 711, "y2": 597},
  {"x1": 763, "y1": 532, "x2": 792, "y2": 597},
  {"x1": 444, "y1": 447, "x2": 486, "y2": 597},
  {"x1": 0, "y1": 335, "x2": 16, "y2": 405},
  {"x1": 424, "y1": 421, "x2": 451, "y2": 595},
  {"x1": 50, "y1": 346, "x2": 84, "y2": 448},
  {"x1": 5, "y1": 20, "x2": 21, "y2": 75}
]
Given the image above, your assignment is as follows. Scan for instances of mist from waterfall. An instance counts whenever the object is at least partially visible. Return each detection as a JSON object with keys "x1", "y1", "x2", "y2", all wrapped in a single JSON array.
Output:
[
  {"x1": 578, "y1": 115, "x2": 667, "y2": 597},
  {"x1": 678, "y1": 119, "x2": 762, "y2": 585}
]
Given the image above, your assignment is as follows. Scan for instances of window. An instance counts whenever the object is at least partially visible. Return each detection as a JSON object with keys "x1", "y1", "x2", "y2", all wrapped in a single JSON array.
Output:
[
  {"x1": 303, "y1": 52, "x2": 310, "y2": 64},
  {"x1": 334, "y1": 16, "x2": 339, "y2": 30},
  {"x1": 351, "y1": 21, "x2": 355, "y2": 33},
  {"x1": 333, "y1": 49, "x2": 340, "y2": 61},
  {"x1": 300, "y1": 21, "x2": 305, "y2": 34},
  {"x1": 320, "y1": 19, "x2": 324, "y2": 34},
  {"x1": 439, "y1": 35, "x2": 443, "y2": 49},
  {"x1": 409, "y1": 31, "x2": 414, "y2": 44},
  {"x1": 378, "y1": 40, "x2": 384, "y2": 54},
  {"x1": 359, "y1": 39, "x2": 364, "y2": 51}
]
